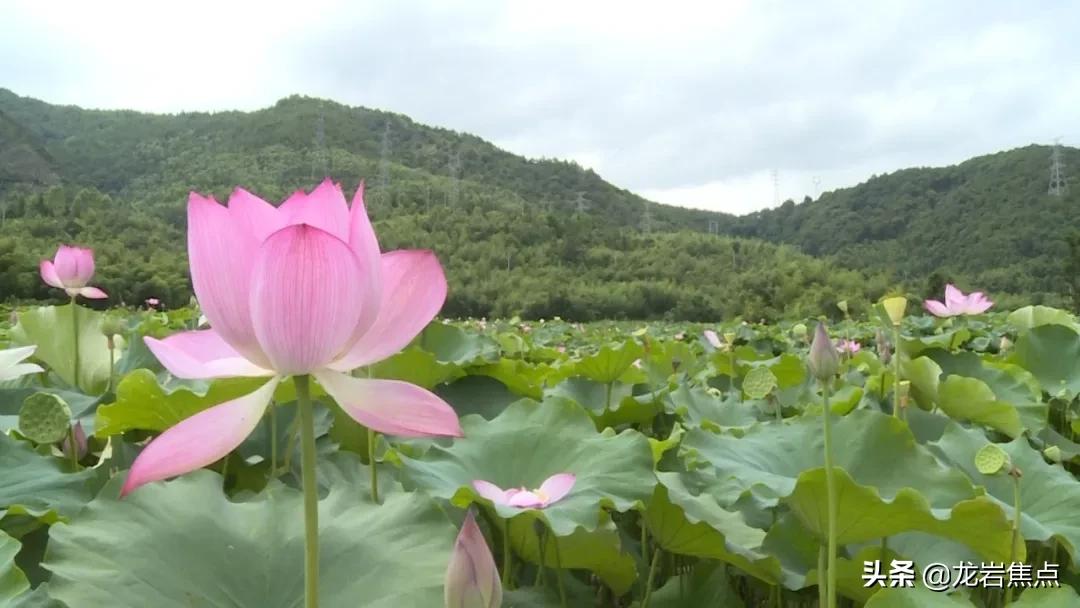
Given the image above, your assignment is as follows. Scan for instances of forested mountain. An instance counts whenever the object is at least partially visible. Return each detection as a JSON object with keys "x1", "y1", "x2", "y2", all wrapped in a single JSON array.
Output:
[
  {"x1": 727, "y1": 145, "x2": 1080, "y2": 306},
  {"x1": 0, "y1": 87, "x2": 1063, "y2": 320}
]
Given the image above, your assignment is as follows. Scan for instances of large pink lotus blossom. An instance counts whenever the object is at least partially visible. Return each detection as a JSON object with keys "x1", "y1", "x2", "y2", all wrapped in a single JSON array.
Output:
[
  {"x1": 122, "y1": 179, "x2": 462, "y2": 496},
  {"x1": 923, "y1": 284, "x2": 993, "y2": 318},
  {"x1": 444, "y1": 510, "x2": 502, "y2": 608},
  {"x1": 472, "y1": 473, "x2": 575, "y2": 509},
  {"x1": 40, "y1": 245, "x2": 107, "y2": 299}
]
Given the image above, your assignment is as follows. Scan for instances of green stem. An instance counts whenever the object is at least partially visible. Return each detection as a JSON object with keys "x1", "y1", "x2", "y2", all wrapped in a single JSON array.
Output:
[
  {"x1": 822, "y1": 380, "x2": 838, "y2": 608},
  {"x1": 641, "y1": 547, "x2": 662, "y2": 608},
  {"x1": 269, "y1": 401, "x2": 277, "y2": 476},
  {"x1": 282, "y1": 415, "x2": 300, "y2": 474},
  {"x1": 551, "y1": 530, "x2": 566, "y2": 608},
  {"x1": 881, "y1": 537, "x2": 889, "y2": 585},
  {"x1": 604, "y1": 381, "x2": 613, "y2": 412},
  {"x1": 892, "y1": 324, "x2": 901, "y2": 419},
  {"x1": 501, "y1": 518, "x2": 514, "y2": 589},
  {"x1": 1005, "y1": 473, "x2": 1022, "y2": 606},
  {"x1": 772, "y1": 395, "x2": 782, "y2": 422},
  {"x1": 368, "y1": 428, "x2": 380, "y2": 504},
  {"x1": 71, "y1": 298, "x2": 80, "y2": 391},
  {"x1": 731, "y1": 350, "x2": 739, "y2": 401},
  {"x1": 108, "y1": 341, "x2": 116, "y2": 394},
  {"x1": 818, "y1": 544, "x2": 827, "y2": 608},
  {"x1": 296, "y1": 375, "x2": 320, "y2": 608}
]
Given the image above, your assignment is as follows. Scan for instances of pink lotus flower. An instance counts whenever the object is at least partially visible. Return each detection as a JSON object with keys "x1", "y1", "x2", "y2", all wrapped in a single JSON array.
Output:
[
  {"x1": 122, "y1": 179, "x2": 462, "y2": 496},
  {"x1": 472, "y1": 473, "x2": 575, "y2": 509},
  {"x1": 444, "y1": 510, "x2": 502, "y2": 608},
  {"x1": 145, "y1": 297, "x2": 160, "y2": 308},
  {"x1": 835, "y1": 339, "x2": 861, "y2": 354},
  {"x1": 924, "y1": 284, "x2": 993, "y2": 317},
  {"x1": 40, "y1": 245, "x2": 107, "y2": 299},
  {"x1": 703, "y1": 330, "x2": 721, "y2": 349}
]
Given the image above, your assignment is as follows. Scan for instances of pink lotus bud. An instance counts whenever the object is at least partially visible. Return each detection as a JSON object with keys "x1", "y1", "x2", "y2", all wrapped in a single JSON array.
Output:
[
  {"x1": 61, "y1": 421, "x2": 89, "y2": 461},
  {"x1": 40, "y1": 245, "x2": 108, "y2": 299},
  {"x1": 807, "y1": 323, "x2": 839, "y2": 382},
  {"x1": 445, "y1": 510, "x2": 502, "y2": 608}
]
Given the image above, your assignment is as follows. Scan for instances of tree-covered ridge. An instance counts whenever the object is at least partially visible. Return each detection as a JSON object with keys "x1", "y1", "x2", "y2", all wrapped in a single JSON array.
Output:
[
  {"x1": 0, "y1": 88, "x2": 886, "y2": 320},
  {"x1": 728, "y1": 144, "x2": 1080, "y2": 305}
]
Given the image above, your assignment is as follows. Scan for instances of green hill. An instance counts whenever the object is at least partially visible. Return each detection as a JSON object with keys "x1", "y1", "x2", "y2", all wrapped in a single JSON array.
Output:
[
  {"x1": 726, "y1": 145, "x2": 1080, "y2": 306},
  {"x1": 0, "y1": 87, "x2": 936, "y2": 320}
]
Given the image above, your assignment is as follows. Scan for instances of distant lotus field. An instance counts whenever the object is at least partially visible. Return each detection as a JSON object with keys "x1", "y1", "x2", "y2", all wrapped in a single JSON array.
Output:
[{"x1": 2, "y1": 180, "x2": 1080, "y2": 608}]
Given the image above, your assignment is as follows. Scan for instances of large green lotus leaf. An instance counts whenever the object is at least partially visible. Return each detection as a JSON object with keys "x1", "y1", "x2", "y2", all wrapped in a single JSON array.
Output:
[
  {"x1": 863, "y1": 586, "x2": 977, "y2": 607},
  {"x1": 903, "y1": 356, "x2": 942, "y2": 410},
  {"x1": 1037, "y1": 427, "x2": 1080, "y2": 464},
  {"x1": 647, "y1": 562, "x2": 745, "y2": 608},
  {"x1": 417, "y1": 322, "x2": 500, "y2": 364},
  {"x1": 931, "y1": 422, "x2": 1080, "y2": 564},
  {"x1": 573, "y1": 339, "x2": 645, "y2": 384},
  {"x1": 0, "y1": 529, "x2": 29, "y2": 603},
  {"x1": 664, "y1": 384, "x2": 757, "y2": 430},
  {"x1": 368, "y1": 346, "x2": 464, "y2": 389},
  {"x1": 10, "y1": 305, "x2": 114, "y2": 395},
  {"x1": 545, "y1": 378, "x2": 661, "y2": 428},
  {"x1": 43, "y1": 471, "x2": 457, "y2": 607},
  {"x1": 937, "y1": 376, "x2": 1023, "y2": 438},
  {"x1": 873, "y1": 531, "x2": 981, "y2": 568},
  {"x1": 1012, "y1": 586, "x2": 1080, "y2": 607},
  {"x1": 0, "y1": 432, "x2": 103, "y2": 522},
  {"x1": 927, "y1": 351, "x2": 1046, "y2": 433},
  {"x1": 507, "y1": 509, "x2": 637, "y2": 595},
  {"x1": 1008, "y1": 306, "x2": 1080, "y2": 334},
  {"x1": 94, "y1": 370, "x2": 270, "y2": 437},
  {"x1": 435, "y1": 375, "x2": 521, "y2": 420},
  {"x1": 8, "y1": 584, "x2": 67, "y2": 608},
  {"x1": 469, "y1": 359, "x2": 556, "y2": 400},
  {"x1": 900, "y1": 329, "x2": 971, "y2": 358},
  {"x1": 679, "y1": 410, "x2": 1016, "y2": 560},
  {"x1": 398, "y1": 398, "x2": 655, "y2": 536},
  {"x1": 1010, "y1": 324, "x2": 1080, "y2": 398},
  {"x1": 641, "y1": 340, "x2": 700, "y2": 387}
]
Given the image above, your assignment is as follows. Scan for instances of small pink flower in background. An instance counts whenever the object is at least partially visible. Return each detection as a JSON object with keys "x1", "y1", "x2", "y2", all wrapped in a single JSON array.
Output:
[
  {"x1": 122, "y1": 179, "x2": 462, "y2": 496},
  {"x1": 40, "y1": 245, "x2": 108, "y2": 299},
  {"x1": 444, "y1": 510, "x2": 502, "y2": 608},
  {"x1": 924, "y1": 284, "x2": 993, "y2": 318},
  {"x1": 472, "y1": 473, "x2": 575, "y2": 509},
  {"x1": 556, "y1": 345, "x2": 566, "y2": 353},
  {"x1": 703, "y1": 330, "x2": 721, "y2": 348},
  {"x1": 145, "y1": 297, "x2": 161, "y2": 309},
  {"x1": 835, "y1": 339, "x2": 861, "y2": 354}
]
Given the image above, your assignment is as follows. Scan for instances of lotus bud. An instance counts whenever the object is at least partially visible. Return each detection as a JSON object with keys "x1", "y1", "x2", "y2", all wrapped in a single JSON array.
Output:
[
  {"x1": 882, "y1": 296, "x2": 907, "y2": 326},
  {"x1": 807, "y1": 323, "x2": 839, "y2": 382},
  {"x1": 792, "y1": 323, "x2": 808, "y2": 342},
  {"x1": 444, "y1": 509, "x2": 502, "y2": 608},
  {"x1": 61, "y1": 421, "x2": 88, "y2": 461}
]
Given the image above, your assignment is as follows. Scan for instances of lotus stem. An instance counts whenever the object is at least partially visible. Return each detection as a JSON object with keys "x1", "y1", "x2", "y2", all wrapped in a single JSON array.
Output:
[
  {"x1": 66, "y1": 426, "x2": 79, "y2": 472},
  {"x1": 108, "y1": 337, "x2": 116, "y2": 394},
  {"x1": 1005, "y1": 468, "x2": 1023, "y2": 605},
  {"x1": 604, "y1": 381, "x2": 613, "y2": 412},
  {"x1": 822, "y1": 379, "x2": 838, "y2": 608},
  {"x1": 368, "y1": 427, "x2": 379, "y2": 504},
  {"x1": 269, "y1": 400, "x2": 277, "y2": 476},
  {"x1": 296, "y1": 374, "x2": 320, "y2": 608},
  {"x1": 551, "y1": 526, "x2": 566, "y2": 608},
  {"x1": 501, "y1": 517, "x2": 513, "y2": 588},
  {"x1": 641, "y1": 546, "x2": 662, "y2": 608},
  {"x1": 71, "y1": 298, "x2": 80, "y2": 391},
  {"x1": 892, "y1": 324, "x2": 901, "y2": 419},
  {"x1": 818, "y1": 544, "x2": 827, "y2": 608}
]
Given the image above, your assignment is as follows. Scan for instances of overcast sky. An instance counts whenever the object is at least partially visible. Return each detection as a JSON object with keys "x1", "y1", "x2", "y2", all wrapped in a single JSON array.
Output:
[{"x1": 2, "y1": 0, "x2": 1079, "y2": 215}]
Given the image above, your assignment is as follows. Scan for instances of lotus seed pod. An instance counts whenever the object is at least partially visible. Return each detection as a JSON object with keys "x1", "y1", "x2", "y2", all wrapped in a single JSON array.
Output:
[
  {"x1": 101, "y1": 316, "x2": 126, "y2": 339},
  {"x1": 722, "y1": 332, "x2": 736, "y2": 349},
  {"x1": 974, "y1": 443, "x2": 1009, "y2": 475},
  {"x1": 807, "y1": 323, "x2": 839, "y2": 382},
  {"x1": 743, "y1": 366, "x2": 778, "y2": 400},
  {"x1": 19, "y1": 392, "x2": 73, "y2": 444},
  {"x1": 792, "y1": 323, "x2": 808, "y2": 341},
  {"x1": 882, "y1": 296, "x2": 907, "y2": 326}
]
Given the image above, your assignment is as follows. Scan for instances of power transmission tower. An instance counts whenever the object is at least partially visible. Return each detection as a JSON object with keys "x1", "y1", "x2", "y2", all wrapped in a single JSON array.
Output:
[
  {"x1": 447, "y1": 148, "x2": 462, "y2": 206},
  {"x1": 708, "y1": 219, "x2": 719, "y2": 235},
  {"x1": 640, "y1": 201, "x2": 653, "y2": 233},
  {"x1": 812, "y1": 176, "x2": 822, "y2": 199},
  {"x1": 1050, "y1": 138, "x2": 1068, "y2": 196},
  {"x1": 573, "y1": 191, "x2": 590, "y2": 215},
  {"x1": 771, "y1": 169, "x2": 780, "y2": 206}
]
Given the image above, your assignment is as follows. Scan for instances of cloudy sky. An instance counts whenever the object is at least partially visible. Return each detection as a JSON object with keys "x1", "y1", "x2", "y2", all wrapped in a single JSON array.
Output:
[{"x1": 2, "y1": 0, "x2": 1079, "y2": 214}]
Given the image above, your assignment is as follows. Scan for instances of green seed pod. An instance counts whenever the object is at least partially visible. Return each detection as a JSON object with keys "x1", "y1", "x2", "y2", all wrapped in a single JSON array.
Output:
[{"x1": 19, "y1": 392, "x2": 73, "y2": 444}]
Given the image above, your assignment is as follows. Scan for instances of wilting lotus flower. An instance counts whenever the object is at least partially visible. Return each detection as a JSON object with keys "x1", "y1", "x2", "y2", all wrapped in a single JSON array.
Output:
[
  {"x1": 703, "y1": 329, "x2": 721, "y2": 349},
  {"x1": 472, "y1": 473, "x2": 575, "y2": 509},
  {"x1": 0, "y1": 345, "x2": 43, "y2": 382},
  {"x1": 807, "y1": 323, "x2": 839, "y2": 382},
  {"x1": 445, "y1": 510, "x2": 502, "y2": 608},
  {"x1": 40, "y1": 245, "x2": 107, "y2": 299},
  {"x1": 122, "y1": 179, "x2": 462, "y2": 496},
  {"x1": 924, "y1": 284, "x2": 992, "y2": 318},
  {"x1": 835, "y1": 339, "x2": 861, "y2": 354}
]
